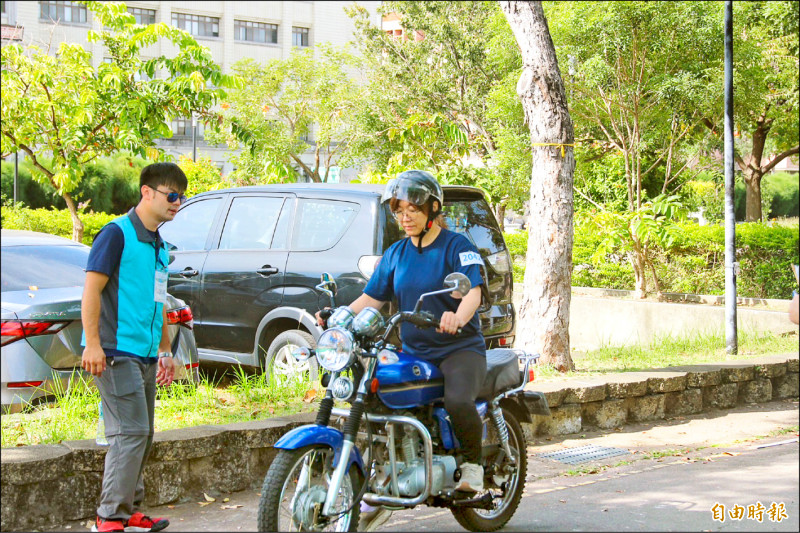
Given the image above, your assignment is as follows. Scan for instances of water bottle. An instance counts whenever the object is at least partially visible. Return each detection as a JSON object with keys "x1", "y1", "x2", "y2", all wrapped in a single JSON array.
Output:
[{"x1": 96, "y1": 401, "x2": 109, "y2": 446}]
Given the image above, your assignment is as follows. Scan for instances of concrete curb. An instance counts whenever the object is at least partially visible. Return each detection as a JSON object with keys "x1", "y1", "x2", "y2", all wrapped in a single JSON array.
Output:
[{"x1": 1, "y1": 354, "x2": 798, "y2": 532}]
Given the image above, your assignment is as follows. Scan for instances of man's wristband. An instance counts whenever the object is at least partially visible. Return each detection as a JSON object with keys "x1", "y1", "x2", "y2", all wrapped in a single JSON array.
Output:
[{"x1": 158, "y1": 351, "x2": 174, "y2": 359}]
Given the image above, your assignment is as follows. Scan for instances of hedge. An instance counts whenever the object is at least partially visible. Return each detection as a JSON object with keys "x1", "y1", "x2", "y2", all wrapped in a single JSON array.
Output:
[
  {"x1": 1, "y1": 205, "x2": 116, "y2": 246},
  {"x1": 506, "y1": 221, "x2": 799, "y2": 300}
]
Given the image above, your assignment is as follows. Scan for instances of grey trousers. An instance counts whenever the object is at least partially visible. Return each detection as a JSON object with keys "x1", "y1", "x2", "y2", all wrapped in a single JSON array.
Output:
[{"x1": 94, "y1": 356, "x2": 157, "y2": 520}]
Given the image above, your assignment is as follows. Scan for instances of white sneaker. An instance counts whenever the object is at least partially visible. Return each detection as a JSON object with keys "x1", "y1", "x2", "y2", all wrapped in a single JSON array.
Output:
[
  {"x1": 358, "y1": 502, "x2": 393, "y2": 532},
  {"x1": 455, "y1": 462, "x2": 484, "y2": 492}
]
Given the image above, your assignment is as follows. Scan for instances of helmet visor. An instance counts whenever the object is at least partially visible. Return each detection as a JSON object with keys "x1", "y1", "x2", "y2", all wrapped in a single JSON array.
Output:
[{"x1": 381, "y1": 179, "x2": 432, "y2": 206}]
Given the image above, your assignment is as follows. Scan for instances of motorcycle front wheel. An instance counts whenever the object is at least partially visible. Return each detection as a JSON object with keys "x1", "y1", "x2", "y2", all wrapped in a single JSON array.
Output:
[
  {"x1": 258, "y1": 445, "x2": 361, "y2": 532},
  {"x1": 451, "y1": 407, "x2": 527, "y2": 532}
]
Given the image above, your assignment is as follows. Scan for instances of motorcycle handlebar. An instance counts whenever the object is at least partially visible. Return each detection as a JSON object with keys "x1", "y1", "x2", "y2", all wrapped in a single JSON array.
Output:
[{"x1": 398, "y1": 311, "x2": 462, "y2": 335}]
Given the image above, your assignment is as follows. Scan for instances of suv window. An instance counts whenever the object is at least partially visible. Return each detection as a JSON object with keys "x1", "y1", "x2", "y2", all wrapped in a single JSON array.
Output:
[
  {"x1": 443, "y1": 200, "x2": 506, "y2": 255},
  {"x1": 292, "y1": 199, "x2": 359, "y2": 251},
  {"x1": 219, "y1": 196, "x2": 285, "y2": 250},
  {"x1": 161, "y1": 198, "x2": 221, "y2": 251}
]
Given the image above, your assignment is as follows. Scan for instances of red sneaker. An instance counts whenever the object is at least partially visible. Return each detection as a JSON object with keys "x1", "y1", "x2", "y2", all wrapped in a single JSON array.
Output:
[
  {"x1": 124, "y1": 512, "x2": 169, "y2": 532},
  {"x1": 91, "y1": 517, "x2": 125, "y2": 532}
]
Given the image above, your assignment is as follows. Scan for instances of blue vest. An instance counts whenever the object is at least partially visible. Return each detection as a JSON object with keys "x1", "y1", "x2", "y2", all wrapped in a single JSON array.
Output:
[{"x1": 82, "y1": 210, "x2": 169, "y2": 359}]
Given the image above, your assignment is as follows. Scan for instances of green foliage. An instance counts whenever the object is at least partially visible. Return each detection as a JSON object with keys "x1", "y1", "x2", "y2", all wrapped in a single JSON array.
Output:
[
  {"x1": 177, "y1": 155, "x2": 226, "y2": 197},
  {"x1": 1, "y1": 1, "x2": 238, "y2": 240},
  {"x1": 506, "y1": 216, "x2": 799, "y2": 299},
  {"x1": 347, "y1": 1, "x2": 528, "y2": 212},
  {"x1": 206, "y1": 45, "x2": 362, "y2": 184},
  {"x1": 546, "y1": 1, "x2": 721, "y2": 211},
  {"x1": 1, "y1": 203, "x2": 116, "y2": 245},
  {"x1": 1, "y1": 153, "x2": 147, "y2": 214}
]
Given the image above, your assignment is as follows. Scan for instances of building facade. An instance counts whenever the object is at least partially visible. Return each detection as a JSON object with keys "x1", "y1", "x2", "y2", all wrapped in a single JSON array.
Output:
[{"x1": 1, "y1": 0, "x2": 381, "y2": 178}]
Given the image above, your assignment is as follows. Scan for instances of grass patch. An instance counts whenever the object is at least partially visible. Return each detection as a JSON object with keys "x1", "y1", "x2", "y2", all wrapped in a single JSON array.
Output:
[
  {"x1": 1, "y1": 367, "x2": 320, "y2": 448},
  {"x1": 641, "y1": 449, "x2": 688, "y2": 460},
  {"x1": 536, "y1": 329, "x2": 798, "y2": 381}
]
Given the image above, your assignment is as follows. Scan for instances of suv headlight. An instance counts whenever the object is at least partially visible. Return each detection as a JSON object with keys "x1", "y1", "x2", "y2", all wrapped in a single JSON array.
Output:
[{"x1": 316, "y1": 327, "x2": 355, "y2": 372}]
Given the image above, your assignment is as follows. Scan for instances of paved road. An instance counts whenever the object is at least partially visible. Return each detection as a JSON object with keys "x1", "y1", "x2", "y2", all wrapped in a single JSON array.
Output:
[
  {"x1": 46, "y1": 399, "x2": 799, "y2": 532},
  {"x1": 383, "y1": 438, "x2": 798, "y2": 532}
]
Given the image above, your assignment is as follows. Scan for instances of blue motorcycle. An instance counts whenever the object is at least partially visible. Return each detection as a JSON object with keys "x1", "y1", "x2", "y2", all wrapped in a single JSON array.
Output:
[{"x1": 258, "y1": 272, "x2": 551, "y2": 532}]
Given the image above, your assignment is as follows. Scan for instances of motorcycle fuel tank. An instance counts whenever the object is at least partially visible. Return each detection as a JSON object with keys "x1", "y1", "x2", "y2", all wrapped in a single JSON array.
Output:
[{"x1": 375, "y1": 351, "x2": 444, "y2": 409}]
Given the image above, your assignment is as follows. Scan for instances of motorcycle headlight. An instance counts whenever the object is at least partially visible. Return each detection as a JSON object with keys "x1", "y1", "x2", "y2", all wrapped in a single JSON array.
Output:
[
  {"x1": 316, "y1": 327, "x2": 355, "y2": 372},
  {"x1": 352, "y1": 306, "x2": 385, "y2": 337}
]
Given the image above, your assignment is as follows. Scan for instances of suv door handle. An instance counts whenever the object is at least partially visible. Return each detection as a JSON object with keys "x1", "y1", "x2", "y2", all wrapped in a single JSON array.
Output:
[
  {"x1": 257, "y1": 265, "x2": 279, "y2": 277},
  {"x1": 179, "y1": 267, "x2": 199, "y2": 278}
]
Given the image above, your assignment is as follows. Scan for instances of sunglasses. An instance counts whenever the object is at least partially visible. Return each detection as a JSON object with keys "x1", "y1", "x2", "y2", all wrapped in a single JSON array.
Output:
[{"x1": 151, "y1": 187, "x2": 188, "y2": 204}]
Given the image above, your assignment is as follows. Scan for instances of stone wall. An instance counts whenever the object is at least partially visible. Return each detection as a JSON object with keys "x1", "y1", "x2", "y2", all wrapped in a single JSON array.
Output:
[{"x1": 1, "y1": 354, "x2": 797, "y2": 532}]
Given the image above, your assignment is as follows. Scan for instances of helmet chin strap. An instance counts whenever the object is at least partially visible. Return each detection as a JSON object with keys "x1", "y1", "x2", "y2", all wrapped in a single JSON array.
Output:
[{"x1": 416, "y1": 204, "x2": 439, "y2": 254}]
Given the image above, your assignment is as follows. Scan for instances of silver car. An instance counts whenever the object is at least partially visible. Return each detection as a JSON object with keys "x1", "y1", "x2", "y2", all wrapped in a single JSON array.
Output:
[{"x1": 1, "y1": 229, "x2": 199, "y2": 413}]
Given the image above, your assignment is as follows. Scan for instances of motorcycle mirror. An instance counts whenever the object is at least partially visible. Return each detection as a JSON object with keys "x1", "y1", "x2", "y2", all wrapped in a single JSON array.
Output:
[
  {"x1": 315, "y1": 272, "x2": 338, "y2": 299},
  {"x1": 443, "y1": 272, "x2": 471, "y2": 298},
  {"x1": 413, "y1": 272, "x2": 473, "y2": 313},
  {"x1": 291, "y1": 346, "x2": 312, "y2": 362}
]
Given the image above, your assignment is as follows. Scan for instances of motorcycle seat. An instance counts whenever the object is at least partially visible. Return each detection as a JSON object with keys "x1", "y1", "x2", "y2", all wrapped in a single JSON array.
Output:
[{"x1": 478, "y1": 349, "x2": 521, "y2": 399}]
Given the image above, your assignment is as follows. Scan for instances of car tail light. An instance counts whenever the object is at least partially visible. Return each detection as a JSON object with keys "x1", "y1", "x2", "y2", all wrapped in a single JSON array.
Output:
[
  {"x1": 7, "y1": 381, "x2": 45, "y2": 388},
  {"x1": 166, "y1": 306, "x2": 193, "y2": 329},
  {"x1": 528, "y1": 368, "x2": 535, "y2": 382},
  {"x1": 498, "y1": 336, "x2": 514, "y2": 347},
  {"x1": 1, "y1": 320, "x2": 69, "y2": 346}
]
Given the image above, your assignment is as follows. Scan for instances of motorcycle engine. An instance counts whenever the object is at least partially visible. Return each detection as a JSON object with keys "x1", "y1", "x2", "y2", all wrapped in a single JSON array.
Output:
[{"x1": 395, "y1": 455, "x2": 457, "y2": 497}]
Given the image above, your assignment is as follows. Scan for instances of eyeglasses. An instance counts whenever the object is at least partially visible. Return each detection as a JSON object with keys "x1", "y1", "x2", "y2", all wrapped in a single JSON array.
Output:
[
  {"x1": 151, "y1": 187, "x2": 187, "y2": 204},
  {"x1": 393, "y1": 207, "x2": 423, "y2": 220}
]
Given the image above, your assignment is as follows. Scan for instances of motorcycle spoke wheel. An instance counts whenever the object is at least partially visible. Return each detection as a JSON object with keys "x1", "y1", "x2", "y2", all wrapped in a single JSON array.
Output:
[
  {"x1": 450, "y1": 408, "x2": 527, "y2": 532},
  {"x1": 259, "y1": 446, "x2": 360, "y2": 532}
]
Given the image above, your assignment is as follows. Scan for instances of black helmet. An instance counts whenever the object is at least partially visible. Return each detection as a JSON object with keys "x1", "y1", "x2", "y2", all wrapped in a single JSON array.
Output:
[{"x1": 381, "y1": 170, "x2": 443, "y2": 208}]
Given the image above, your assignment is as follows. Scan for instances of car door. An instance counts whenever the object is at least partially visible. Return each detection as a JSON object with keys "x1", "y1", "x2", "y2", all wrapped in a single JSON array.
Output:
[
  {"x1": 160, "y1": 195, "x2": 225, "y2": 329},
  {"x1": 198, "y1": 193, "x2": 293, "y2": 355}
]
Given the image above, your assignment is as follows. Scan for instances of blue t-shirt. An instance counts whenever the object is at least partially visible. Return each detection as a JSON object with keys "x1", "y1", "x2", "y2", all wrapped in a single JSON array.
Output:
[{"x1": 364, "y1": 228, "x2": 486, "y2": 362}]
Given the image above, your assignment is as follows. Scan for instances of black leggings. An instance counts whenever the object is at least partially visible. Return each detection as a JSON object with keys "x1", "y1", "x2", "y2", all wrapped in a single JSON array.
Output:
[{"x1": 439, "y1": 350, "x2": 487, "y2": 464}]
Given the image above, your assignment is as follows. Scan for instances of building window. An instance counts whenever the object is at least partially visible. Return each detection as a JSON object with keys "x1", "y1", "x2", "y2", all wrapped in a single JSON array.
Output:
[
  {"x1": 234, "y1": 20, "x2": 277, "y2": 44},
  {"x1": 292, "y1": 26, "x2": 309, "y2": 47},
  {"x1": 172, "y1": 12, "x2": 219, "y2": 38},
  {"x1": 40, "y1": 1, "x2": 87, "y2": 24},
  {"x1": 171, "y1": 117, "x2": 204, "y2": 137},
  {"x1": 128, "y1": 7, "x2": 156, "y2": 25}
]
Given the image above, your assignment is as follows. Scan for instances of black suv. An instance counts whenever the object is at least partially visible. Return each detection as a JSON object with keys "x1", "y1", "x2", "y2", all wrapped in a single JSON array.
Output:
[{"x1": 159, "y1": 184, "x2": 515, "y2": 379}]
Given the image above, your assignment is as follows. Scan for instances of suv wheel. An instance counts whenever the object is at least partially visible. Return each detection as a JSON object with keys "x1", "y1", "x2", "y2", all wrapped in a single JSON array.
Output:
[{"x1": 265, "y1": 330, "x2": 319, "y2": 383}]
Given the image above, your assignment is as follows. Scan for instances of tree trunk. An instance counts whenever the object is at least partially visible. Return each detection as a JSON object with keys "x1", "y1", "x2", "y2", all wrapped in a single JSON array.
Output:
[
  {"x1": 496, "y1": 202, "x2": 506, "y2": 232},
  {"x1": 63, "y1": 192, "x2": 85, "y2": 243},
  {"x1": 629, "y1": 250, "x2": 647, "y2": 299},
  {"x1": 501, "y1": 0, "x2": 575, "y2": 372},
  {"x1": 742, "y1": 167, "x2": 764, "y2": 222}
]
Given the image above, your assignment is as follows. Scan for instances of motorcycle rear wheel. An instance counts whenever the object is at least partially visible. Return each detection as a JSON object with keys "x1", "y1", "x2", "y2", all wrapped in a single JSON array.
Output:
[
  {"x1": 450, "y1": 407, "x2": 527, "y2": 532},
  {"x1": 258, "y1": 445, "x2": 361, "y2": 532}
]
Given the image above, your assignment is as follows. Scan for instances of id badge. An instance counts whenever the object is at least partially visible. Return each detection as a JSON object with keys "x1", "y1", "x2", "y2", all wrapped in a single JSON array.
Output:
[{"x1": 154, "y1": 270, "x2": 168, "y2": 303}]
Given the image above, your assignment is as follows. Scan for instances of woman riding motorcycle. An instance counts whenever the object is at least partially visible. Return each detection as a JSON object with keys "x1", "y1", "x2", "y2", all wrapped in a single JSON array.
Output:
[{"x1": 316, "y1": 170, "x2": 488, "y2": 529}]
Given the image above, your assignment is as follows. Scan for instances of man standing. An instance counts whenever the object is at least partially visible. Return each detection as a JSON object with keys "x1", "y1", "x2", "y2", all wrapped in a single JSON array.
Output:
[{"x1": 81, "y1": 162, "x2": 188, "y2": 532}]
